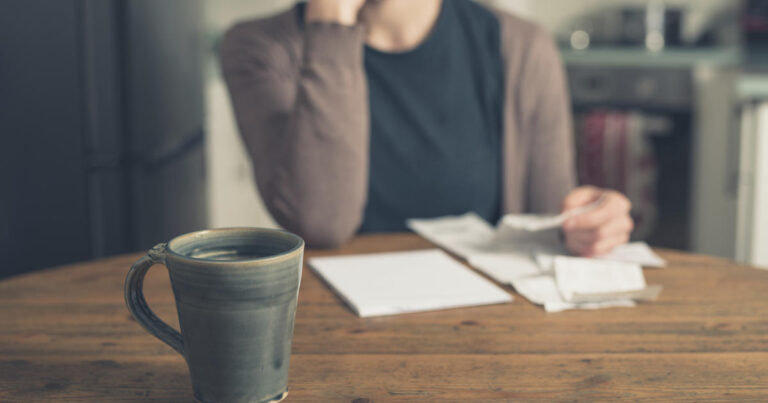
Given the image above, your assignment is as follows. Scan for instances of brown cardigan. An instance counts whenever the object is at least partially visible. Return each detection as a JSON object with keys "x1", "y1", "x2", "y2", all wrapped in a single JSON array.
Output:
[{"x1": 219, "y1": 4, "x2": 576, "y2": 247}]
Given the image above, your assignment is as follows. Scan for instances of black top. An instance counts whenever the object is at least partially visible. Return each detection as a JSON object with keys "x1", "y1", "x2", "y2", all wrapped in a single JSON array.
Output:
[{"x1": 359, "y1": 0, "x2": 504, "y2": 232}]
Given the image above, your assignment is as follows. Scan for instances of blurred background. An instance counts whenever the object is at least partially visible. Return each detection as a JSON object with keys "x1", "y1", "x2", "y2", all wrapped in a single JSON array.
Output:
[{"x1": 2, "y1": 0, "x2": 767, "y2": 278}]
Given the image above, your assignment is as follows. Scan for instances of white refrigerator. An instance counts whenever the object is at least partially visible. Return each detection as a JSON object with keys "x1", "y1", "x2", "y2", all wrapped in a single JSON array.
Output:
[{"x1": 693, "y1": 70, "x2": 768, "y2": 269}]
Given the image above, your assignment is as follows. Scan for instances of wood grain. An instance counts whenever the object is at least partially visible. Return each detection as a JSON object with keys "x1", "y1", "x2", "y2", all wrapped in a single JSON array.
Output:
[{"x1": 1, "y1": 233, "x2": 767, "y2": 402}]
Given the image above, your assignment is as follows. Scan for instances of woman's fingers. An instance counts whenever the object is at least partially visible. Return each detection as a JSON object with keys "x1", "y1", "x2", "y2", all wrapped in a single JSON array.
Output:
[
  {"x1": 561, "y1": 186, "x2": 634, "y2": 257},
  {"x1": 565, "y1": 215, "x2": 634, "y2": 245},
  {"x1": 561, "y1": 185, "x2": 601, "y2": 212},
  {"x1": 563, "y1": 191, "x2": 631, "y2": 231},
  {"x1": 566, "y1": 231, "x2": 631, "y2": 257}
]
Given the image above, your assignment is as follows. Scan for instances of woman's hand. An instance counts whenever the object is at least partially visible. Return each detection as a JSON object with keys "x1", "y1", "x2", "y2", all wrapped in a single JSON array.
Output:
[
  {"x1": 305, "y1": 0, "x2": 367, "y2": 25},
  {"x1": 561, "y1": 186, "x2": 634, "y2": 257}
]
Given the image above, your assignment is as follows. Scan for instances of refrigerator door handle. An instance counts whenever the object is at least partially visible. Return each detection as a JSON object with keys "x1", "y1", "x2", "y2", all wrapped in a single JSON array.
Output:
[{"x1": 135, "y1": 127, "x2": 204, "y2": 171}]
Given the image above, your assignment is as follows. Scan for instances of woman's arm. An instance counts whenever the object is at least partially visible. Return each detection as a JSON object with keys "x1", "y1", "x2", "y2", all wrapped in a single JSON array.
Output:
[{"x1": 219, "y1": 11, "x2": 368, "y2": 248}]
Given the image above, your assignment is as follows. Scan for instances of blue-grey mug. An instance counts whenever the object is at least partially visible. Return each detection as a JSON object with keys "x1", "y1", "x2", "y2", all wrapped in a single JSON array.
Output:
[{"x1": 124, "y1": 228, "x2": 304, "y2": 403}]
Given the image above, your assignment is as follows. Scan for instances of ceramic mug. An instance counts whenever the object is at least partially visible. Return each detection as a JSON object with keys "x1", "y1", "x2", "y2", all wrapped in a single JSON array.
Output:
[{"x1": 124, "y1": 228, "x2": 304, "y2": 403}]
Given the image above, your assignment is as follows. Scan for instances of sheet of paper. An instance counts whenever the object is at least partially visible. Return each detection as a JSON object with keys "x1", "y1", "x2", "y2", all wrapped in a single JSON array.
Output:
[
  {"x1": 510, "y1": 275, "x2": 636, "y2": 313},
  {"x1": 494, "y1": 215, "x2": 562, "y2": 247},
  {"x1": 408, "y1": 212, "x2": 566, "y2": 259},
  {"x1": 534, "y1": 253, "x2": 556, "y2": 272},
  {"x1": 599, "y1": 242, "x2": 666, "y2": 267},
  {"x1": 408, "y1": 213, "x2": 557, "y2": 291},
  {"x1": 509, "y1": 275, "x2": 561, "y2": 306},
  {"x1": 500, "y1": 214, "x2": 565, "y2": 232},
  {"x1": 536, "y1": 242, "x2": 666, "y2": 271},
  {"x1": 309, "y1": 249, "x2": 512, "y2": 317},
  {"x1": 468, "y1": 252, "x2": 543, "y2": 284},
  {"x1": 469, "y1": 255, "x2": 637, "y2": 312},
  {"x1": 406, "y1": 213, "x2": 496, "y2": 259},
  {"x1": 569, "y1": 284, "x2": 663, "y2": 303},
  {"x1": 553, "y1": 256, "x2": 647, "y2": 301},
  {"x1": 499, "y1": 196, "x2": 605, "y2": 232},
  {"x1": 544, "y1": 298, "x2": 637, "y2": 313},
  {"x1": 407, "y1": 211, "x2": 661, "y2": 313}
]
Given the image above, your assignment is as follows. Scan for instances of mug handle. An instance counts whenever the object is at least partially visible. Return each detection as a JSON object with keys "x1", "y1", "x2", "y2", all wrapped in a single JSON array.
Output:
[{"x1": 124, "y1": 243, "x2": 184, "y2": 355}]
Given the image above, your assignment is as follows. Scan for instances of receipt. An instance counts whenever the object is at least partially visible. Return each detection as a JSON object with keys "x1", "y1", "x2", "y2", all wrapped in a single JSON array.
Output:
[
  {"x1": 493, "y1": 197, "x2": 604, "y2": 249},
  {"x1": 511, "y1": 275, "x2": 636, "y2": 313},
  {"x1": 408, "y1": 209, "x2": 663, "y2": 313},
  {"x1": 553, "y1": 256, "x2": 661, "y2": 303},
  {"x1": 599, "y1": 242, "x2": 666, "y2": 267},
  {"x1": 536, "y1": 242, "x2": 666, "y2": 271},
  {"x1": 501, "y1": 196, "x2": 606, "y2": 232},
  {"x1": 406, "y1": 213, "x2": 496, "y2": 259},
  {"x1": 468, "y1": 252, "x2": 543, "y2": 284}
]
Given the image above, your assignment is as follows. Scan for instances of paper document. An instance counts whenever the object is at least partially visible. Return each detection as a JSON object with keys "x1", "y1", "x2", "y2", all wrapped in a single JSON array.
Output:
[
  {"x1": 536, "y1": 242, "x2": 666, "y2": 271},
  {"x1": 568, "y1": 285, "x2": 663, "y2": 303},
  {"x1": 553, "y1": 256, "x2": 647, "y2": 301},
  {"x1": 499, "y1": 196, "x2": 604, "y2": 232},
  {"x1": 407, "y1": 211, "x2": 665, "y2": 312},
  {"x1": 599, "y1": 242, "x2": 666, "y2": 267},
  {"x1": 406, "y1": 213, "x2": 496, "y2": 259},
  {"x1": 511, "y1": 275, "x2": 636, "y2": 313},
  {"x1": 467, "y1": 253, "x2": 543, "y2": 284},
  {"x1": 309, "y1": 249, "x2": 512, "y2": 317}
]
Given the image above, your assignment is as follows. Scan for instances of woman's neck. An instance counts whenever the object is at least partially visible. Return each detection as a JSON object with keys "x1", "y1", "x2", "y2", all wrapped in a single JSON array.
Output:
[{"x1": 360, "y1": 0, "x2": 443, "y2": 52}]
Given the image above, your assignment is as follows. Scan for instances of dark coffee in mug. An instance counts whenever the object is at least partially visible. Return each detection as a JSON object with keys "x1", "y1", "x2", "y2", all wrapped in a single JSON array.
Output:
[
  {"x1": 125, "y1": 228, "x2": 304, "y2": 403},
  {"x1": 187, "y1": 249, "x2": 272, "y2": 261}
]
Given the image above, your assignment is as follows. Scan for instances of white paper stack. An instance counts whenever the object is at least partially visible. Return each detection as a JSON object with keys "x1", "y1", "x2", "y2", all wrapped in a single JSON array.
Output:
[
  {"x1": 309, "y1": 249, "x2": 513, "y2": 317},
  {"x1": 407, "y1": 211, "x2": 665, "y2": 313}
]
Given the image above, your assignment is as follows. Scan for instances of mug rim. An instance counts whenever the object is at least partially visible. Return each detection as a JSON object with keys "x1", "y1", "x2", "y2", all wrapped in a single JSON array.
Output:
[{"x1": 166, "y1": 227, "x2": 305, "y2": 266}]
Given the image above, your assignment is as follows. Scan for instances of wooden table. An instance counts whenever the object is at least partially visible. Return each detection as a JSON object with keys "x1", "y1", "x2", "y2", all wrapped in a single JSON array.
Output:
[{"x1": 2, "y1": 233, "x2": 767, "y2": 402}]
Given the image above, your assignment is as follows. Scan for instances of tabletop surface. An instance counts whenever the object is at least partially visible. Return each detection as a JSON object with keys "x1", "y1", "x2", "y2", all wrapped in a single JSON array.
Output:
[{"x1": 1, "y1": 233, "x2": 768, "y2": 402}]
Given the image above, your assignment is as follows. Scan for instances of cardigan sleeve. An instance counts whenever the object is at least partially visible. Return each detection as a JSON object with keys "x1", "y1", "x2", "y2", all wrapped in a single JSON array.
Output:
[
  {"x1": 219, "y1": 19, "x2": 370, "y2": 248},
  {"x1": 518, "y1": 27, "x2": 577, "y2": 213}
]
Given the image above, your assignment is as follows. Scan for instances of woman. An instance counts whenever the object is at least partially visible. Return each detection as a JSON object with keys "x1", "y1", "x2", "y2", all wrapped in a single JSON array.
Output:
[{"x1": 219, "y1": 0, "x2": 634, "y2": 254}]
